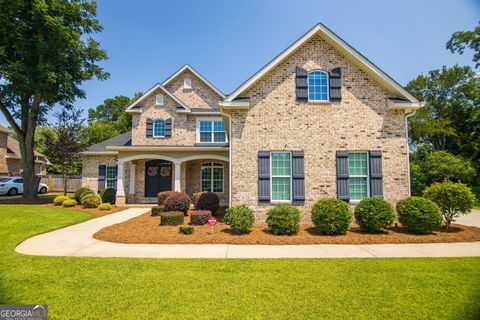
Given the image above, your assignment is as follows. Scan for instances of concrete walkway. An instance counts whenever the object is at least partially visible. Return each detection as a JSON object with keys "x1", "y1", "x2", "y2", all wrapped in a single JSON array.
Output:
[{"x1": 16, "y1": 208, "x2": 480, "y2": 259}]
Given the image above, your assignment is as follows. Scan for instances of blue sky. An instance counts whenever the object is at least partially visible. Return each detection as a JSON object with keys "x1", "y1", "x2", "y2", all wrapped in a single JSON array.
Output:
[{"x1": 1, "y1": 0, "x2": 479, "y2": 127}]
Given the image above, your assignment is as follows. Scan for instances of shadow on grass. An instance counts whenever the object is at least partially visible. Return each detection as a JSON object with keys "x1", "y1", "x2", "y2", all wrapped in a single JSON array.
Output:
[{"x1": 0, "y1": 194, "x2": 56, "y2": 205}]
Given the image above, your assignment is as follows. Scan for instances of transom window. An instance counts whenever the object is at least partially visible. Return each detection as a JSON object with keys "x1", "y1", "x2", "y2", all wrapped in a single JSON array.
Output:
[
  {"x1": 106, "y1": 165, "x2": 117, "y2": 189},
  {"x1": 348, "y1": 152, "x2": 368, "y2": 201},
  {"x1": 198, "y1": 119, "x2": 226, "y2": 143},
  {"x1": 201, "y1": 162, "x2": 224, "y2": 193},
  {"x1": 308, "y1": 70, "x2": 329, "y2": 101},
  {"x1": 153, "y1": 119, "x2": 166, "y2": 137},
  {"x1": 271, "y1": 152, "x2": 291, "y2": 201}
]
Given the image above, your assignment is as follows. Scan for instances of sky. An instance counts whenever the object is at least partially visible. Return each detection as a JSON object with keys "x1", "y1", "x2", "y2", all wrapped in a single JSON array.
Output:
[{"x1": 1, "y1": 0, "x2": 479, "y2": 127}]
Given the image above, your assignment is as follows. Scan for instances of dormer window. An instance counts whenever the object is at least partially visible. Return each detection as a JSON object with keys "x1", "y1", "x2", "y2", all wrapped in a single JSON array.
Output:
[
  {"x1": 308, "y1": 70, "x2": 329, "y2": 101},
  {"x1": 184, "y1": 77, "x2": 192, "y2": 90},
  {"x1": 155, "y1": 93, "x2": 164, "y2": 106}
]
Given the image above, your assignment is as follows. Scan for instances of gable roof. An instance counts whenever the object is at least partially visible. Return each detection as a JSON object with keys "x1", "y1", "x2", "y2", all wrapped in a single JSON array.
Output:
[
  {"x1": 125, "y1": 83, "x2": 191, "y2": 112},
  {"x1": 0, "y1": 124, "x2": 12, "y2": 134},
  {"x1": 225, "y1": 23, "x2": 419, "y2": 103},
  {"x1": 6, "y1": 137, "x2": 47, "y2": 160},
  {"x1": 162, "y1": 64, "x2": 226, "y2": 98},
  {"x1": 84, "y1": 131, "x2": 132, "y2": 153}
]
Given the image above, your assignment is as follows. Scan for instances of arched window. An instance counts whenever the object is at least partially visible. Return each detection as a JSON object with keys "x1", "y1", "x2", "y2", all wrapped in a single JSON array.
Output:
[
  {"x1": 308, "y1": 70, "x2": 329, "y2": 101},
  {"x1": 153, "y1": 119, "x2": 165, "y2": 137},
  {"x1": 201, "y1": 162, "x2": 224, "y2": 193}
]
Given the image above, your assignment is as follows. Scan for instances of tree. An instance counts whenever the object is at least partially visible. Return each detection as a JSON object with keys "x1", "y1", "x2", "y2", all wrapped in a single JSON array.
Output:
[
  {"x1": 447, "y1": 22, "x2": 480, "y2": 68},
  {"x1": 421, "y1": 150, "x2": 476, "y2": 185},
  {"x1": 44, "y1": 108, "x2": 84, "y2": 195},
  {"x1": 410, "y1": 162, "x2": 427, "y2": 196},
  {"x1": 80, "y1": 121, "x2": 119, "y2": 147},
  {"x1": 0, "y1": 0, "x2": 109, "y2": 199}
]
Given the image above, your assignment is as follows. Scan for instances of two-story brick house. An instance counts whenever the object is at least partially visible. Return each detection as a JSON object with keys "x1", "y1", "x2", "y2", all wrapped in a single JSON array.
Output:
[{"x1": 81, "y1": 23, "x2": 422, "y2": 222}]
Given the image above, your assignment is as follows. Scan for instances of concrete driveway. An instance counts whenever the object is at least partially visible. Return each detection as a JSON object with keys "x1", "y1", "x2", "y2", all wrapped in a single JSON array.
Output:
[{"x1": 456, "y1": 209, "x2": 480, "y2": 227}]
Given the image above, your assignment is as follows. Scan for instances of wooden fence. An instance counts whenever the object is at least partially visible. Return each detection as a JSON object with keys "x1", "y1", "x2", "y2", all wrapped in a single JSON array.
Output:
[{"x1": 40, "y1": 175, "x2": 82, "y2": 192}]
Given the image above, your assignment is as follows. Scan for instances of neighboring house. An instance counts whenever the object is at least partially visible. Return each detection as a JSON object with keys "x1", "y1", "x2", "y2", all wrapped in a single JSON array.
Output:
[
  {"x1": 81, "y1": 23, "x2": 422, "y2": 222},
  {"x1": 0, "y1": 125, "x2": 49, "y2": 176}
]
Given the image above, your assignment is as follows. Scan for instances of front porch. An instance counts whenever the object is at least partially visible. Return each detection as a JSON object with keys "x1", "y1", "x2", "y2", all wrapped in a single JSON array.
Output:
[{"x1": 115, "y1": 152, "x2": 229, "y2": 206}]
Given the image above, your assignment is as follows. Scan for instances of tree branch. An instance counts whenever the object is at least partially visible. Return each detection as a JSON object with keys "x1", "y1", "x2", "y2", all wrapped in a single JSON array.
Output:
[{"x1": 0, "y1": 99, "x2": 23, "y2": 135}]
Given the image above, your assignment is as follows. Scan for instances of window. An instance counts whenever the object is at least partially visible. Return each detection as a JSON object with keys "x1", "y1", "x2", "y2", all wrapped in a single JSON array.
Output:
[
  {"x1": 153, "y1": 119, "x2": 166, "y2": 137},
  {"x1": 348, "y1": 152, "x2": 369, "y2": 201},
  {"x1": 271, "y1": 152, "x2": 291, "y2": 201},
  {"x1": 155, "y1": 93, "x2": 164, "y2": 106},
  {"x1": 106, "y1": 165, "x2": 117, "y2": 189},
  {"x1": 184, "y1": 77, "x2": 192, "y2": 89},
  {"x1": 201, "y1": 162, "x2": 224, "y2": 193},
  {"x1": 197, "y1": 118, "x2": 226, "y2": 143},
  {"x1": 13, "y1": 178, "x2": 23, "y2": 183},
  {"x1": 308, "y1": 70, "x2": 329, "y2": 101}
]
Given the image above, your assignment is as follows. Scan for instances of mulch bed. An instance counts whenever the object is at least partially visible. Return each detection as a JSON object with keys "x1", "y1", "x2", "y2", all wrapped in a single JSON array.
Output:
[
  {"x1": 45, "y1": 204, "x2": 127, "y2": 217},
  {"x1": 94, "y1": 213, "x2": 480, "y2": 245}
]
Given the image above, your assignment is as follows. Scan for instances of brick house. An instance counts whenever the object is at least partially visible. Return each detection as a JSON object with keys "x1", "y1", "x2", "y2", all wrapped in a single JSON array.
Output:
[{"x1": 81, "y1": 23, "x2": 422, "y2": 222}]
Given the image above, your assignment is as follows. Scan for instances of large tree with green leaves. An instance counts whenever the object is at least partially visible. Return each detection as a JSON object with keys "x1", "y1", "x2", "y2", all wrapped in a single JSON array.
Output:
[
  {"x1": 0, "y1": 0, "x2": 108, "y2": 199},
  {"x1": 447, "y1": 21, "x2": 480, "y2": 68}
]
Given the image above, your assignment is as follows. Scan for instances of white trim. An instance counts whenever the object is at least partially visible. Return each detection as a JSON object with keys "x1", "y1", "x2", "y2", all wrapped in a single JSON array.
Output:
[
  {"x1": 125, "y1": 83, "x2": 190, "y2": 111},
  {"x1": 387, "y1": 99, "x2": 424, "y2": 110},
  {"x1": 118, "y1": 154, "x2": 229, "y2": 165},
  {"x1": 162, "y1": 64, "x2": 226, "y2": 98},
  {"x1": 307, "y1": 70, "x2": 330, "y2": 102},
  {"x1": 200, "y1": 162, "x2": 224, "y2": 193},
  {"x1": 107, "y1": 146, "x2": 227, "y2": 152},
  {"x1": 270, "y1": 151, "x2": 292, "y2": 202},
  {"x1": 128, "y1": 163, "x2": 136, "y2": 195},
  {"x1": 405, "y1": 109, "x2": 417, "y2": 197},
  {"x1": 196, "y1": 117, "x2": 228, "y2": 144},
  {"x1": 218, "y1": 101, "x2": 250, "y2": 108},
  {"x1": 225, "y1": 23, "x2": 419, "y2": 103},
  {"x1": 80, "y1": 151, "x2": 118, "y2": 155}
]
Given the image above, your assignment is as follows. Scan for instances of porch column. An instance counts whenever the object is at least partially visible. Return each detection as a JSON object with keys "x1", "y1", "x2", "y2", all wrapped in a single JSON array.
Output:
[
  {"x1": 174, "y1": 161, "x2": 182, "y2": 192},
  {"x1": 129, "y1": 163, "x2": 136, "y2": 195},
  {"x1": 116, "y1": 162, "x2": 125, "y2": 196}
]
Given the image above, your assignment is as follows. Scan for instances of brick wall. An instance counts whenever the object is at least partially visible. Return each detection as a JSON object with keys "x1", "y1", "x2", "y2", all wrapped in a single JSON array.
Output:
[
  {"x1": 0, "y1": 132, "x2": 8, "y2": 174},
  {"x1": 81, "y1": 155, "x2": 118, "y2": 192},
  {"x1": 185, "y1": 159, "x2": 229, "y2": 205}
]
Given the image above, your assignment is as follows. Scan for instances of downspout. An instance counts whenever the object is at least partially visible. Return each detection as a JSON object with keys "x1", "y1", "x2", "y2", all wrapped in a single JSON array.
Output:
[
  {"x1": 221, "y1": 110, "x2": 233, "y2": 207},
  {"x1": 405, "y1": 108, "x2": 418, "y2": 197}
]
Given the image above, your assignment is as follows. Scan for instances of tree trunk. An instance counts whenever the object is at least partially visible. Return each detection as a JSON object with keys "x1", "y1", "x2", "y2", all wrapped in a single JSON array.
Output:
[
  {"x1": 19, "y1": 134, "x2": 39, "y2": 200},
  {"x1": 63, "y1": 173, "x2": 67, "y2": 196}
]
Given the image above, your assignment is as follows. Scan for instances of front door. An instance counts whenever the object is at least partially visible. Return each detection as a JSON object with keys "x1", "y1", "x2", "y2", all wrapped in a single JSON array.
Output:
[{"x1": 145, "y1": 160, "x2": 173, "y2": 197}]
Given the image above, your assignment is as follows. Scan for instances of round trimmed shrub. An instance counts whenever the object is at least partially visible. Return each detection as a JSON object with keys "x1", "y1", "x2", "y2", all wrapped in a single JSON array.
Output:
[
  {"x1": 157, "y1": 191, "x2": 176, "y2": 206},
  {"x1": 98, "y1": 203, "x2": 112, "y2": 211},
  {"x1": 266, "y1": 205, "x2": 300, "y2": 235},
  {"x1": 190, "y1": 210, "x2": 211, "y2": 225},
  {"x1": 62, "y1": 199, "x2": 77, "y2": 207},
  {"x1": 81, "y1": 193, "x2": 102, "y2": 208},
  {"x1": 396, "y1": 197, "x2": 442, "y2": 234},
  {"x1": 160, "y1": 211, "x2": 185, "y2": 226},
  {"x1": 179, "y1": 225, "x2": 194, "y2": 235},
  {"x1": 164, "y1": 192, "x2": 191, "y2": 213},
  {"x1": 192, "y1": 191, "x2": 206, "y2": 207},
  {"x1": 354, "y1": 198, "x2": 395, "y2": 233},
  {"x1": 224, "y1": 205, "x2": 255, "y2": 234},
  {"x1": 311, "y1": 198, "x2": 352, "y2": 235},
  {"x1": 101, "y1": 188, "x2": 116, "y2": 205},
  {"x1": 196, "y1": 192, "x2": 220, "y2": 215},
  {"x1": 74, "y1": 187, "x2": 94, "y2": 203},
  {"x1": 53, "y1": 195, "x2": 69, "y2": 206}
]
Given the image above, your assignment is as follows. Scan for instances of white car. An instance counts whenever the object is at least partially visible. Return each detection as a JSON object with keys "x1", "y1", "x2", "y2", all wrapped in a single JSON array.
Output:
[{"x1": 0, "y1": 177, "x2": 49, "y2": 196}]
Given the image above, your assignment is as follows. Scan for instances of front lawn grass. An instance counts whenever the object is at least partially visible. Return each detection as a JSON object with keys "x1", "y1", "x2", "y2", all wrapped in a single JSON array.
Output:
[{"x1": 1, "y1": 205, "x2": 479, "y2": 319}]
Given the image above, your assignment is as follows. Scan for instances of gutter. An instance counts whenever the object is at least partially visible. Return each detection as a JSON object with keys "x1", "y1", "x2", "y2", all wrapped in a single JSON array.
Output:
[{"x1": 405, "y1": 108, "x2": 418, "y2": 196}]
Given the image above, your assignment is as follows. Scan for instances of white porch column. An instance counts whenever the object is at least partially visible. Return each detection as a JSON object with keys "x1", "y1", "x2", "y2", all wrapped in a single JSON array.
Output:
[
  {"x1": 129, "y1": 163, "x2": 136, "y2": 195},
  {"x1": 116, "y1": 162, "x2": 125, "y2": 196},
  {"x1": 174, "y1": 161, "x2": 182, "y2": 192}
]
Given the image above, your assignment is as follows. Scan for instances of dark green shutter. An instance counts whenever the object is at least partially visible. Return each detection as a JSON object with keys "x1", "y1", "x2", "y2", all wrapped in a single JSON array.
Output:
[
  {"x1": 329, "y1": 67, "x2": 342, "y2": 101},
  {"x1": 336, "y1": 151, "x2": 349, "y2": 201},
  {"x1": 292, "y1": 151, "x2": 305, "y2": 203},
  {"x1": 258, "y1": 151, "x2": 271, "y2": 202},
  {"x1": 296, "y1": 67, "x2": 308, "y2": 100},
  {"x1": 98, "y1": 165, "x2": 106, "y2": 192},
  {"x1": 146, "y1": 118, "x2": 153, "y2": 137},
  {"x1": 369, "y1": 151, "x2": 383, "y2": 198},
  {"x1": 165, "y1": 118, "x2": 172, "y2": 137}
]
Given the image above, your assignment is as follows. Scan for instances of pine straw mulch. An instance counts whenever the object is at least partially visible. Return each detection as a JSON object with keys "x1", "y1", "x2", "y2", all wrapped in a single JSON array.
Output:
[
  {"x1": 45, "y1": 204, "x2": 127, "y2": 217},
  {"x1": 94, "y1": 212, "x2": 480, "y2": 245}
]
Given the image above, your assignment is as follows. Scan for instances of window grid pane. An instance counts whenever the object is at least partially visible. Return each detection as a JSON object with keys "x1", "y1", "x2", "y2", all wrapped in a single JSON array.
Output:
[
  {"x1": 106, "y1": 166, "x2": 116, "y2": 190},
  {"x1": 308, "y1": 71, "x2": 329, "y2": 101},
  {"x1": 348, "y1": 152, "x2": 368, "y2": 176},
  {"x1": 349, "y1": 177, "x2": 367, "y2": 200},
  {"x1": 201, "y1": 164, "x2": 223, "y2": 193},
  {"x1": 271, "y1": 153, "x2": 291, "y2": 176},
  {"x1": 272, "y1": 177, "x2": 291, "y2": 201},
  {"x1": 271, "y1": 152, "x2": 291, "y2": 201},
  {"x1": 154, "y1": 120, "x2": 165, "y2": 137}
]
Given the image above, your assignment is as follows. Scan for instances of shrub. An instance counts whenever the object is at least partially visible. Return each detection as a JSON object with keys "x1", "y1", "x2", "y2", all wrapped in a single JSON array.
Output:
[
  {"x1": 81, "y1": 193, "x2": 102, "y2": 208},
  {"x1": 354, "y1": 198, "x2": 395, "y2": 233},
  {"x1": 101, "y1": 188, "x2": 116, "y2": 205},
  {"x1": 160, "y1": 211, "x2": 185, "y2": 226},
  {"x1": 196, "y1": 192, "x2": 219, "y2": 214},
  {"x1": 311, "y1": 198, "x2": 352, "y2": 235},
  {"x1": 151, "y1": 206, "x2": 165, "y2": 216},
  {"x1": 164, "y1": 192, "x2": 191, "y2": 213},
  {"x1": 53, "y1": 195, "x2": 69, "y2": 206},
  {"x1": 190, "y1": 210, "x2": 211, "y2": 225},
  {"x1": 422, "y1": 151, "x2": 476, "y2": 185},
  {"x1": 424, "y1": 181, "x2": 476, "y2": 228},
  {"x1": 396, "y1": 197, "x2": 442, "y2": 234},
  {"x1": 410, "y1": 162, "x2": 427, "y2": 196},
  {"x1": 157, "y1": 191, "x2": 176, "y2": 206},
  {"x1": 266, "y1": 205, "x2": 300, "y2": 235},
  {"x1": 192, "y1": 191, "x2": 206, "y2": 207},
  {"x1": 224, "y1": 205, "x2": 255, "y2": 234},
  {"x1": 74, "y1": 187, "x2": 94, "y2": 203},
  {"x1": 98, "y1": 203, "x2": 112, "y2": 211},
  {"x1": 179, "y1": 225, "x2": 194, "y2": 235},
  {"x1": 62, "y1": 199, "x2": 77, "y2": 207}
]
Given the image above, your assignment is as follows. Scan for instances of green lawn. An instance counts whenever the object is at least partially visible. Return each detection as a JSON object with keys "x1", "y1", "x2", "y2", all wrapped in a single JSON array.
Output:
[{"x1": 1, "y1": 205, "x2": 479, "y2": 319}]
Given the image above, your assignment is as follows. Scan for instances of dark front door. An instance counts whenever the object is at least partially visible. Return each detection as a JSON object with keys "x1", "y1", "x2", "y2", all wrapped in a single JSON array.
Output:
[{"x1": 145, "y1": 160, "x2": 173, "y2": 197}]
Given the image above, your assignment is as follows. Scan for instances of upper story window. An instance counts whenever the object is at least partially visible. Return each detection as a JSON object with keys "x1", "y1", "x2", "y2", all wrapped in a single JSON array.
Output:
[
  {"x1": 308, "y1": 70, "x2": 329, "y2": 101},
  {"x1": 155, "y1": 93, "x2": 164, "y2": 106},
  {"x1": 197, "y1": 118, "x2": 226, "y2": 143},
  {"x1": 153, "y1": 119, "x2": 166, "y2": 137},
  {"x1": 184, "y1": 77, "x2": 192, "y2": 90},
  {"x1": 348, "y1": 152, "x2": 369, "y2": 201}
]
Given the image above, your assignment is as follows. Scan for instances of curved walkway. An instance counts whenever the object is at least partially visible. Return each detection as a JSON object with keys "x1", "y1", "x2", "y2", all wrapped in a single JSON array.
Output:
[{"x1": 16, "y1": 208, "x2": 480, "y2": 259}]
